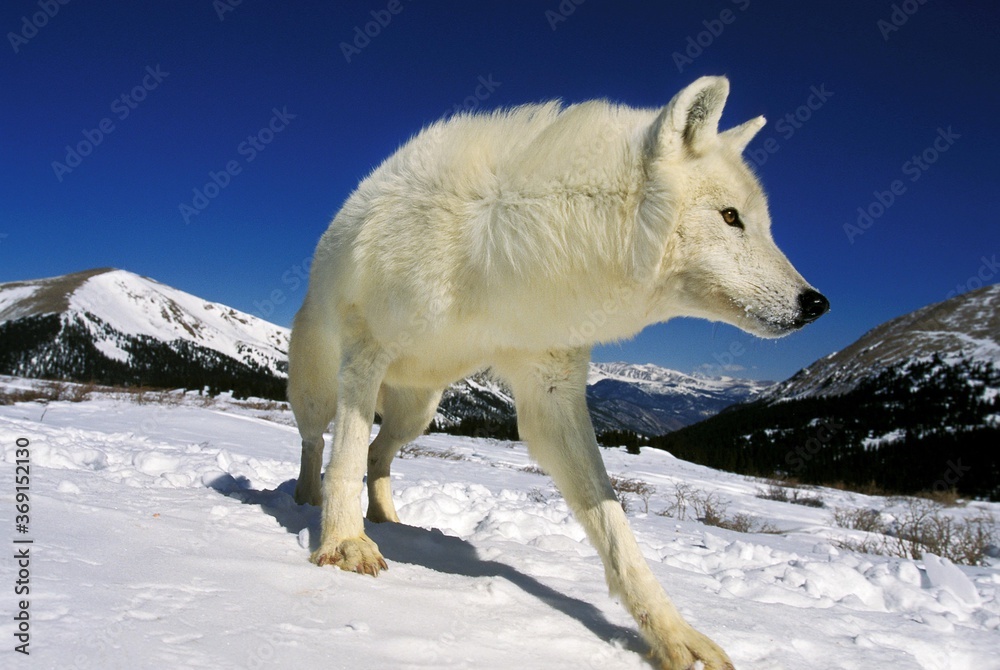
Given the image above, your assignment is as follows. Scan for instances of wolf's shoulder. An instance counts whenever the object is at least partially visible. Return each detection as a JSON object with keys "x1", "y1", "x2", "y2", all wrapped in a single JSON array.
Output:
[{"x1": 383, "y1": 99, "x2": 656, "y2": 192}]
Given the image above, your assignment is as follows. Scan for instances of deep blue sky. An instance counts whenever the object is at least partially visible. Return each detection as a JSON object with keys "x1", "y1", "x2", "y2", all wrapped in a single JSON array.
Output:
[{"x1": 2, "y1": 1, "x2": 997, "y2": 381}]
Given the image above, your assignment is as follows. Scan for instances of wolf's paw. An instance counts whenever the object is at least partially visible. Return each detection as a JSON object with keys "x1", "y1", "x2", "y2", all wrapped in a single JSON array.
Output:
[
  {"x1": 654, "y1": 625, "x2": 734, "y2": 670},
  {"x1": 310, "y1": 535, "x2": 388, "y2": 576}
]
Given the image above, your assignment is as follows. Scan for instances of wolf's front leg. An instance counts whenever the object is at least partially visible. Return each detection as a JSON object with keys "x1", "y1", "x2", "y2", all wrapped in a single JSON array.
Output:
[
  {"x1": 310, "y1": 338, "x2": 389, "y2": 576},
  {"x1": 500, "y1": 348, "x2": 734, "y2": 670}
]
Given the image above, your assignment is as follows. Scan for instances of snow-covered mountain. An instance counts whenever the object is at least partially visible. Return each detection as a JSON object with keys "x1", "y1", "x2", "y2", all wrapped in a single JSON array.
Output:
[
  {"x1": 0, "y1": 268, "x2": 766, "y2": 432},
  {"x1": 655, "y1": 284, "x2": 1000, "y2": 499},
  {"x1": 0, "y1": 268, "x2": 290, "y2": 397},
  {"x1": 587, "y1": 362, "x2": 769, "y2": 434},
  {"x1": 765, "y1": 283, "x2": 1000, "y2": 400},
  {"x1": 433, "y1": 362, "x2": 769, "y2": 437}
]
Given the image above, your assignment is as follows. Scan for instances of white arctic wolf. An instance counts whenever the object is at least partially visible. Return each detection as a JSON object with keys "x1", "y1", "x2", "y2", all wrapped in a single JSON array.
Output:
[{"x1": 288, "y1": 76, "x2": 828, "y2": 670}]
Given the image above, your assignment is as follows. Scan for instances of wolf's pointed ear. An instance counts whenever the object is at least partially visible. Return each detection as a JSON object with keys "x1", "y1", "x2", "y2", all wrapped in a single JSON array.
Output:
[
  {"x1": 652, "y1": 76, "x2": 730, "y2": 157},
  {"x1": 720, "y1": 115, "x2": 766, "y2": 154}
]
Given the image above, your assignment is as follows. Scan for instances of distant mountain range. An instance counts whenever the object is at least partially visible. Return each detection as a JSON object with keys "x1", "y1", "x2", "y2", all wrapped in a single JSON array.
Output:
[
  {"x1": 0, "y1": 268, "x2": 766, "y2": 434},
  {"x1": 586, "y1": 362, "x2": 768, "y2": 434},
  {"x1": 434, "y1": 362, "x2": 770, "y2": 437}
]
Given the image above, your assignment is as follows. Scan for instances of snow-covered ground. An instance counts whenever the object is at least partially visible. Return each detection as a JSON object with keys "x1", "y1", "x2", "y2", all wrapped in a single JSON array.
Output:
[{"x1": 1, "y1": 378, "x2": 998, "y2": 669}]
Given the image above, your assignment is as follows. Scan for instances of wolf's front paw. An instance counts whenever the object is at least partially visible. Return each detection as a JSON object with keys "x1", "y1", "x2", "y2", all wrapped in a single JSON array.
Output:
[
  {"x1": 654, "y1": 625, "x2": 734, "y2": 670},
  {"x1": 310, "y1": 535, "x2": 388, "y2": 576}
]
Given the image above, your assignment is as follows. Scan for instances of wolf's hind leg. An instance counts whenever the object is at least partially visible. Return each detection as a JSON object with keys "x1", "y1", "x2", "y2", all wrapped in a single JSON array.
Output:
[
  {"x1": 367, "y1": 386, "x2": 443, "y2": 523},
  {"x1": 310, "y1": 335, "x2": 389, "y2": 576},
  {"x1": 288, "y1": 306, "x2": 339, "y2": 507}
]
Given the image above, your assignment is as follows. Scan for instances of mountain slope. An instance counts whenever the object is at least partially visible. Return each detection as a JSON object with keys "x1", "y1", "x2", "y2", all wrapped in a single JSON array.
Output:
[
  {"x1": 766, "y1": 283, "x2": 1000, "y2": 399},
  {"x1": 0, "y1": 268, "x2": 289, "y2": 397},
  {"x1": 653, "y1": 284, "x2": 1000, "y2": 498}
]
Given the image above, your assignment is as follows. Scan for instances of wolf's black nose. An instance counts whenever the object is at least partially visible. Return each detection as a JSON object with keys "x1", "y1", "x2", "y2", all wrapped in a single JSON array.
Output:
[{"x1": 796, "y1": 289, "x2": 829, "y2": 325}]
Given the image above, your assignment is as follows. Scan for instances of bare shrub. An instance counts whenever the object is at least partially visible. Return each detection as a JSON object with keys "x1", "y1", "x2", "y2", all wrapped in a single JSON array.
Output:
[
  {"x1": 757, "y1": 483, "x2": 790, "y2": 502},
  {"x1": 129, "y1": 386, "x2": 156, "y2": 405},
  {"x1": 834, "y1": 498, "x2": 998, "y2": 567},
  {"x1": 398, "y1": 444, "x2": 467, "y2": 461},
  {"x1": 696, "y1": 492, "x2": 729, "y2": 528},
  {"x1": 833, "y1": 507, "x2": 884, "y2": 533},
  {"x1": 240, "y1": 398, "x2": 287, "y2": 412},
  {"x1": 609, "y1": 475, "x2": 655, "y2": 514},
  {"x1": 917, "y1": 488, "x2": 965, "y2": 508},
  {"x1": 526, "y1": 488, "x2": 549, "y2": 504},
  {"x1": 789, "y1": 491, "x2": 825, "y2": 508},
  {"x1": 719, "y1": 512, "x2": 781, "y2": 535},
  {"x1": 65, "y1": 381, "x2": 97, "y2": 402},
  {"x1": 658, "y1": 483, "x2": 779, "y2": 534},
  {"x1": 658, "y1": 483, "x2": 727, "y2": 524},
  {"x1": 0, "y1": 380, "x2": 105, "y2": 404},
  {"x1": 0, "y1": 387, "x2": 58, "y2": 405},
  {"x1": 757, "y1": 482, "x2": 824, "y2": 508}
]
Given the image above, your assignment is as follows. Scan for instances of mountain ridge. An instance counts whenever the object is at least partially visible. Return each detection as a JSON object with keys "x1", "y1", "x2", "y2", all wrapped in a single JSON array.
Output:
[
  {"x1": 765, "y1": 283, "x2": 1000, "y2": 400},
  {"x1": 0, "y1": 268, "x2": 290, "y2": 398}
]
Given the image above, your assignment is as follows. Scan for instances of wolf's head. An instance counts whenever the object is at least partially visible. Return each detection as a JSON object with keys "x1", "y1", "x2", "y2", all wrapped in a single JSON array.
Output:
[{"x1": 639, "y1": 76, "x2": 828, "y2": 338}]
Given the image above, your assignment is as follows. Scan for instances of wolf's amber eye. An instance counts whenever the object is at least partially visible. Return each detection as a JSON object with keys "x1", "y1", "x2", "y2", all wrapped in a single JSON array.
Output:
[{"x1": 720, "y1": 208, "x2": 744, "y2": 229}]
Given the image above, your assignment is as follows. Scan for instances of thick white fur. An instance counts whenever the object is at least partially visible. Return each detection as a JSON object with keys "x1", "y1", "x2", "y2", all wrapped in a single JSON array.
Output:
[{"x1": 288, "y1": 77, "x2": 821, "y2": 670}]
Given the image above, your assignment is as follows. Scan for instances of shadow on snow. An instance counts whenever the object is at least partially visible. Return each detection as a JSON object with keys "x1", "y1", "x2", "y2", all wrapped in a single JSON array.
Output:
[{"x1": 205, "y1": 473, "x2": 645, "y2": 655}]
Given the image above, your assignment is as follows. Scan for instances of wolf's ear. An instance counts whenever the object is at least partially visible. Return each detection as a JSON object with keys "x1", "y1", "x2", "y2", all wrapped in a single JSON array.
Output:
[
  {"x1": 652, "y1": 76, "x2": 730, "y2": 157},
  {"x1": 720, "y1": 115, "x2": 766, "y2": 154}
]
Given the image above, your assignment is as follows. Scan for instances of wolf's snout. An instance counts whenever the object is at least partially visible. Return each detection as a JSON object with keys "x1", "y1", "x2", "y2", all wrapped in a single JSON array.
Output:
[{"x1": 795, "y1": 289, "x2": 829, "y2": 326}]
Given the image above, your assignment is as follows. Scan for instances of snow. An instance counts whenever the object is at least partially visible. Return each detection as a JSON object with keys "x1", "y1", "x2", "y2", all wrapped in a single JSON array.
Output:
[
  {"x1": 69, "y1": 270, "x2": 291, "y2": 375},
  {"x1": 923, "y1": 554, "x2": 982, "y2": 607},
  {"x1": 0, "y1": 285, "x2": 42, "y2": 322},
  {"x1": 862, "y1": 428, "x2": 907, "y2": 450},
  {"x1": 588, "y1": 361, "x2": 770, "y2": 396},
  {"x1": 2, "y1": 380, "x2": 999, "y2": 669}
]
